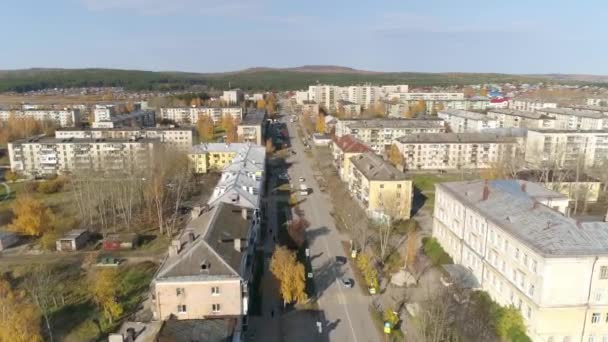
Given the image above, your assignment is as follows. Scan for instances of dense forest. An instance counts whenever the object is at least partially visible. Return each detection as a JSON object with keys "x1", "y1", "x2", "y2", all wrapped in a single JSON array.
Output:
[{"x1": 0, "y1": 68, "x2": 575, "y2": 93}]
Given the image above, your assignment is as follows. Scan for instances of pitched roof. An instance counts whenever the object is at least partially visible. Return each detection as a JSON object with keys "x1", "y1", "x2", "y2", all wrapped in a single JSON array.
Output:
[
  {"x1": 333, "y1": 135, "x2": 372, "y2": 153},
  {"x1": 155, "y1": 202, "x2": 251, "y2": 281},
  {"x1": 350, "y1": 152, "x2": 408, "y2": 181},
  {"x1": 488, "y1": 108, "x2": 554, "y2": 120},
  {"x1": 439, "y1": 180, "x2": 608, "y2": 257}
]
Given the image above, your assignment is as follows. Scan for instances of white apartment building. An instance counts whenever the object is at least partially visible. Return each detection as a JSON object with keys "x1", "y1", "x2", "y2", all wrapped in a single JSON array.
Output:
[
  {"x1": 91, "y1": 110, "x2": 155, "y2": 129},
  {"x1": 487, "y1": 109, "x2": 556, "y2": 129},
  {"x1": 93, "y1": 104, "x2": 117, "y2": 122},
  {"x1": 160, "y1": 107, "x2": 243, "y2": 125},
  {"x1": 380, "y1": 84, "x2": 409, "y2": 95},
  {"x1": 0, "y1": 109, "x2": 81, "y2": 127},
  {"x1": 334, "y1": 118, "x2": 446, "y2": 153},
  {"x1": 385, "y1": 96, "x2": 489, "y2": 116},
  {"x1": 8, "y1": 136, "x2": 156, "y2": 177},
  {"x1": 393, "y1": 133, "x2": 518, "y2": 170},
  {"x1": 347, "y1": 85, "x2": 380, "y2": 109},
  {"x1": 509, "y1": 99, "x2": 557, "y2": 112},
  {"x1": 295, "y1": 91, "x2": 309, "y2": 104},
  {"x1": 536, "y1": 108, "x2": 606, "y2": 130},
  {"x1": 525, "y1": 129, "x2": 608, "y2": 169},
  {"x1": 55, "y1": 127, "x2": 193, "y2": 152},
  {"x1": 336, "y1": 100, "x2": 362, "y2": 117},
  {"x1": 388, "y1": 92, "x2": 465, "y2": 102},
  {"x1": 433, "y1": 179, "x2": 608, "y2": 342},
  {"x1": 221, "y1": 89, "x2": 244, "y2": 104},
  {"x1": 561, "y1": 104, "x2": 608, "y2": 116},
  {"x1": 308, "y1": 84, "x2": 410, "y2": 111},
  {"x1": 587, "y1": 98, "x2": 608, "y2": 107},
  {"x1": 308, "y1": 85, "x2": 339, "y2": 111},
  {"x1": 438, "y1": 109, "x2": 498, "y2": 133}
]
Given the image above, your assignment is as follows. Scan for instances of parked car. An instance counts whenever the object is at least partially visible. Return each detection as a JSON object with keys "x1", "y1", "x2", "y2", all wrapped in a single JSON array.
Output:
[
  {"x1": 299, "y1": 177, "x2": 305, "y2": 182},
  {"x1": 335, "y1": 256, "x2": 347, "y2": 265},
  {"x1": 340, "y1": 278, "x2": 354, "y2": 288}
]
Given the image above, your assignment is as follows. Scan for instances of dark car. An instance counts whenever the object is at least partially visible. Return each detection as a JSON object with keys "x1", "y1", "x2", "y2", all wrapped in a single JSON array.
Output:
[
  {"x1": 335, "y1": 256, "x2": 347, "y2": 265},
  {"x1": 340, "y1": 278, "x2": 354, "y2": 288}
]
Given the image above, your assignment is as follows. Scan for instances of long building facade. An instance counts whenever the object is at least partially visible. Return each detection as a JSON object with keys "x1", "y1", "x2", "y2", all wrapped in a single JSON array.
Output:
[
  {"x1": 160, "y1": 107, "x2": 243, "y2": 125},
  {"x1": 0, "y1": 109, "x2": 81, "y2": 127},
  {"x1": 433, "y1": 180, "x2": 608, "y2": 342},
  {"x1": 525, "y1": 129, "x2": 608, "y2": 168}
]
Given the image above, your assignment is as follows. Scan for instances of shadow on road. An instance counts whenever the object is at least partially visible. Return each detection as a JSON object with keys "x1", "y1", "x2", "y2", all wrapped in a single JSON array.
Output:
[
  {"x1": 306, "y1": 226, "x2": 330, "y2": 245},
  {"x1": 309, "y1": 258, "x2": 346, "y2": 301}
]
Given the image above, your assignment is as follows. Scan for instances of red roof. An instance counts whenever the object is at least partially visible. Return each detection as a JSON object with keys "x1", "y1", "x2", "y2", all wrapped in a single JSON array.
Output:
[
  {"x1": 490, "y1": 97, "x2": 509, "y2": 103},
  {"x1": 333, "y1": 135, "x2": 372, "y2": 153}
]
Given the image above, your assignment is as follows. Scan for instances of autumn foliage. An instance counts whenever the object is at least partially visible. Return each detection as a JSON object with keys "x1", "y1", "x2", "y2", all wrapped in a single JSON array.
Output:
[
  {"x1": 9, "y1": 194, "x2": 55, "y2": 236},
  {"x1": 197, "y1": 116, "x2": 214, "y2": 142},
  {"x1": 270, "y1": 246, "x2": 308, "y2": 305},
  {"x1": 0, "y1": 114, "x2": 58, "y2": 145},
  {"x1": 90, "y1": 269, "x2": 123, "y2": 324},
  {"x1": 221, "y1": 115, "x2": 238, "y2": 143},
  {"x1": 0, "y1": 277, "x2": 42, "y2": 342}
]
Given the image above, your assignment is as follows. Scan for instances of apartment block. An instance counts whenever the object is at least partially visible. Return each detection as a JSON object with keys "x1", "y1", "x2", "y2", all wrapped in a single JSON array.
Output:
[
  {"x1": 487, "y1": 109, "x2": 556, "y2": 129},
  {"x1": 55, "y1": 127, "x2": 193, "y2": 152},
  {"x1": 91, "y1": 110, "x2": 156, "y2": 129},
  {"x1": 301, "y1": 101, "x2": 320, "y2": 116},
  {"x1": 347, "y1": 152, "x2": 412, "y2": 220},
  {"x1": 386, "y1": 97, "x2": 490, "y2": 117},
  {"x1": 535, "y1": 108, "x2": 606, "y2": 130},
  {"x1": 334, "y1": 118, "x2": 446, "y2": 153},
  {"x1": 336, "y1": 100, "x2": 362, "y2": 117},
  {"x1": 0, "y1": 109, "x2": 81, "y2": 127},
  {"x1": 221, "y1": 89, "x2": 244, "y2": 104},
  {"x1": 561, "y1": 104, "x2": 608, "y2": 116},
  {"x1": 160, "y1": 107, "x2": 243, "y2": 125},
  {"x1": 93, "y1": 104, "x2": 117, "y2": 122},
  {"x1": 525, "y1": 129, "x2": 608, "y2": 168},
  {"x1": 393, "y1": 133, "x2": 518, "y2": 171},
  {"x1": 152, "y1": 201, "x2": 258, "y2": 330},
  {"x1": 509, "y1": 99, "x2": 557, "y2": 112},
  {"x1": 388, "y1": 92, "x2": 465, "y2": 102},
  {"x1": 308, "y1": 85, "x2": 339, "y2": 111},
  {"x1": 587, "y1": 98, "x2": 608, "y2": 107},
  {"x1": 294, "y1": 91, "x2": 309, "y2": 105},
  {"x1": 308, "y1": 84, "x2": 409, "y2": 111},
  {"x1": 188, "y1": 143, "x2": 265, "y2": 174},
  {"x1": 432, "y1": 179, "x2": 608, "y2": 342},
  {"x1": 438, "y1": 109, "x2": 498, "y2": 133},
  {"x1": 237, "y1": 110, "x2": 267, "y2": 145},
  {"x1": 8, "y1": 136, "x2": 156, "y2": 177},
  {"x1": 331, "y1": 135, "x2": 373, "y2": 181}
]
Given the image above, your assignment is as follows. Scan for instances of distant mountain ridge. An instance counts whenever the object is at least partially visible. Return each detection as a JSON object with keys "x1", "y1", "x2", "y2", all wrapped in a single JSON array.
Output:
[{"x1": 0, "y1": 65, "x2": 605, "y2": 93}]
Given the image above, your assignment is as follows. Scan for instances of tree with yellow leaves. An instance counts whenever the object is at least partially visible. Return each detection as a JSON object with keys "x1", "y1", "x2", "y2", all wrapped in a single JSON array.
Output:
[
  {"x1": 9, "y1": 194, "x2": 54, "y2": 236},
  {"x1": 480, "y1": 86, "x2": 488, "y2": 97},
  {"x1": 270, "y1": 246, "x2": 308, "y2": 306},
  {"x1": 221, "y1": 115, "x2": 238, "y2": 143},
  {"x1": 411, "y1": 100, "x2": 427, "y2": 116},
  {"x1": 90, "y1": 269, "x2": 123, "y2": 324},
  {"x1": 316, "y1": 114, "x2": 325, "y2": 134},
  {"x1": 197, "y1": 116, "x2": 214, "y2": 142},
  {"x1": 256, "y1": 99, "x2": 266, "y2": 110},
  {"x1": 356, "y1": 253, "x2": 379, "y2": 290},
  {"x1": 402, "y1": 107, "x2": 413, "y2": 119},
  {"x1": 0, "y1": 277, "x2": 43, "y2": 342},
  {"x1": 387, "y1": 144, "x2": 404, "y2": 168}
]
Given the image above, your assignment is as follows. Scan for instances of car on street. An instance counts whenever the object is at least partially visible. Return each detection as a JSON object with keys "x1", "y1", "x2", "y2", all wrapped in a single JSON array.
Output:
[
  {"x1": 335, "y1": 256, "x2": 347, "y2": 265},
  {"x1": 340, "y1": 278, "x2": 354, "y2": 288},
  {"x1": 299, "y1": 177, "x2": 305, "y2": 182},
  {"x1": 291, "y1": 150, "x2": 296, "y2": 155}
]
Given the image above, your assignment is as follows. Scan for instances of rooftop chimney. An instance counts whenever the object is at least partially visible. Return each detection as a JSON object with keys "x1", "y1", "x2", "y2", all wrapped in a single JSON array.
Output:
[
  {"x1": 482, "y1": 180, "x2": 490, "y2": 201},
  {"x1": 234, "y1": 238, "x2": 242, "y2": 252}
]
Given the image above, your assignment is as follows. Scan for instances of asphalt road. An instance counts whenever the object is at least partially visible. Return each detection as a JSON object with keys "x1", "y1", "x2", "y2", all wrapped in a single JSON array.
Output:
[{"x1": 282, "y1": 114, "x2": 379, "y2": 342}]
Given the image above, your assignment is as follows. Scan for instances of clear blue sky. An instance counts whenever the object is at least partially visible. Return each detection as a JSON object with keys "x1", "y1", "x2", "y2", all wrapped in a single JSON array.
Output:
[{"x1": 2, "y1": 0, "x2": 607, "y2": 74}]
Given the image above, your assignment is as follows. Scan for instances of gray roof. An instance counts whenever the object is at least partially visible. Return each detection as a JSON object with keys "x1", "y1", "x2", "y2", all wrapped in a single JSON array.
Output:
[
  {"x1": 438, "y1": 180, "x2": 608, "y2": 257},
  {"x1": 11, "y1": 135, "x2": 158, "y2": 144},
  {"x1": 527, "y1": 129, "x2": 608, "y2": 134},
  {"x1": 562, "y1": 105, "x2": 608, "y2": 113},
  {"x1": 396, "y1": 132, "x2": 516, "y2": 144},
  {"x1": 350, "y1": 152, "x2": 408, "y2": 181},
  {"x1": 158, "y1": 319, "x2": 235, "y2": 342},
  {"x1": 487, "y1": 108, "x2": 554, "y2": 120},
  {"x1": 156, "y1": 202, "x2": 251, "y2": 280},
  {"x1": 240, "y1": 109, "x2": 266, "y2": 126},
  {"x1": 346, "y1": 118, "x2": 445, "y2": 129},
  {"x1": 439, "y1": 109, "x2": 491, "y2": 121},
  {"x1": 537, "y1": 107, "x2": 606, "y2": 119}
]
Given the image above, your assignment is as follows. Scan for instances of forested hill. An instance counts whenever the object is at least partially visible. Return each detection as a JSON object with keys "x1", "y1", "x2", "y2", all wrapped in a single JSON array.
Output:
[{"x1": 0, "y1": 67, "x2": 591, "y2": 93}]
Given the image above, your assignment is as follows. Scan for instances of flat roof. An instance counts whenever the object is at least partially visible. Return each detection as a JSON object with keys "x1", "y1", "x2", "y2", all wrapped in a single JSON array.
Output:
[
  {"x1": 438, "y1": 180, "x2": 608, "y2": 257},
  {"x1": 240, "y1": 109, "x2": 266, "y2": 125},
  {"x1": 346, "y1": 118, "x2": 445, "y2": 129},
  {"x1": 56, "y1": 127, "x2": 192, "y2": 132},
  {"x1": 396, "y1": 132, "x2": 516, "y2": 144},
  {"x1": 487, "y1": 108, "x2": 554, "y2": 120},
  {"x1": 350, "y1": 152, "x2": 408, "y2": 181},
  {"x1": 439, "y1": 109, "x2": 492, "y2": 121},
  {"x1": 536, "y1": 107, "x2": 606, "y2": 119},
  {"x1": 527, "y1": 129, "x2": 608, "y2": 134},
  {"x1": 11, "y1": 135, "x2": 159, "y2": 144}
]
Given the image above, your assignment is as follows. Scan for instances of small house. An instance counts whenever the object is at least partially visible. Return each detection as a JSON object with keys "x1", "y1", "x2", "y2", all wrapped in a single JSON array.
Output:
[
  {"x1": 0, "y1": 231, "x2": 18, "y2": 251},
  {"x1": 56, "y1": 229, "x2": 90, "y2": 251},
  {"x1": 103, "y1": 233, "x2": 140, "y2": 250}
]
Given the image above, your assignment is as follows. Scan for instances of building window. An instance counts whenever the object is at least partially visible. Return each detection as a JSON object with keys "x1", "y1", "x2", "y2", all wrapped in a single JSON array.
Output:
[
  {"x1": 526, "y1": 306, "x2": 531, "y2": 319},
  {"x1": 514, "y1": 248, "x2": 520, "y2": 260},
  {"x1": 532, "y1": 260, "x2": 537, "y2": 273},
  {"x1": 600, "y1": 266, "x2": 608, "y2": 279},
  {"x1": 177, "y1": 305, "x2": 187, "y2": 313},
  {"x1": 176, "y1": 288, "x2": 185, "y2": 296},
  {"x1": 379, "y1": 184, "x2": 384, "y2": 189},
  {"x1": 592, "y1": 313, "x2": 601, "y2": 324},
  {"x1": 212, "y1": 304, "x2": 221, "y2": 313},
  {"x1": 211, "y1": 286, "x2": 220, "y2": 295},
  {"x1": 529, "y1": 284, "x2": 535, "y2": 297}
]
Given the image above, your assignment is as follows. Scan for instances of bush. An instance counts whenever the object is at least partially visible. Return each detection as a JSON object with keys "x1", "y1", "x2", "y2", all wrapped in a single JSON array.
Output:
[
  {"x1": 422, "y1": 237, "x2": 453, "y2": 266},
  {"x1": 4, "y1": 170, "x2": 18, "y2": 182},
  {"x1": 36, "y1": 178, "x2": 65, "y2": 194}
]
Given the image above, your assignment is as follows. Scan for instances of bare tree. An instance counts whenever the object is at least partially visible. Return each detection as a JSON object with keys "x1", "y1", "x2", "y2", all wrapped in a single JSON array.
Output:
[{"x1": 23, "y1": 265, "x2": 57, "y2": 342}]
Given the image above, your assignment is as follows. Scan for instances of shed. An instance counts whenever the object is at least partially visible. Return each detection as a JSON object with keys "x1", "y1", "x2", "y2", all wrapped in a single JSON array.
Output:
[
  {"x1": 0, "y1": 231, "x2": 19, "y2": 251},
  {"x1": 103, "y1": 233, "x2": 140, "y2": 250},
  {"x1": 56, "y1": 229, "x2": 90, "y2": 251}
]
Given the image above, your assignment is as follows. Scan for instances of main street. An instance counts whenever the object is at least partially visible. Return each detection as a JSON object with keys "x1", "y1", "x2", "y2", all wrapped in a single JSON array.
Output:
[{"x1": 281, "y1": 113, "x2": 379, "y2": 342}]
